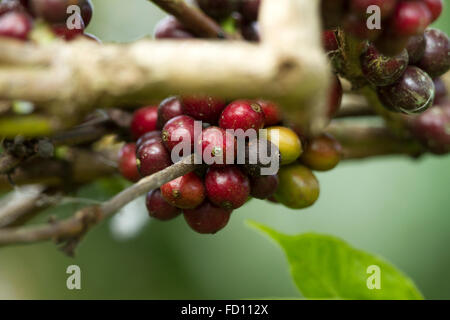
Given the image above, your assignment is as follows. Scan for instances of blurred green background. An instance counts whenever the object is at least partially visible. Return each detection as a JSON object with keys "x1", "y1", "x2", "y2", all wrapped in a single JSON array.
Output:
[{"x1": 0, "y1": 0, "x2": 449, "y2": 299}]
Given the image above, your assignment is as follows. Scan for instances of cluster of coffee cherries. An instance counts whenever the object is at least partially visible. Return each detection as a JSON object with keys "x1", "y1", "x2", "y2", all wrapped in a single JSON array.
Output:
[
  {"x1": 0, "y1": 0, "x2": 98, "y2": 42},
  {"x1": 322, "y1": 0, "x2": 443, "y2": 55},
  {"x1": 154, "y1": 0, "x2": 261, "y2": 41},
  {"x1": 118, "y1": 95, "x2": 343, "y2": 234}
]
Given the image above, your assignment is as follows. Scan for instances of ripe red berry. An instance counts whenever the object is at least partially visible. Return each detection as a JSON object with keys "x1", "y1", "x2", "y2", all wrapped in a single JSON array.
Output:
[
  {"x1": 391, "y1": 1, "x2": 432, "y2": 37},
  {"x1": 182, "y1": 95, "x2": 227, "y2": 124},
  {"x1": 161, "y1": 172, "x2": 206, "y2": 209},
  {"x1": 406, "y1": 34, "x2": 426, "y2": 64},
  {"x1": 377, "y1": 66, "x2": 435, "y2": 114},
  {"x1": 0, "y1": 11, "x2": 32, "y2": 40},
  {"x1": 136, "y1": 140, "x2": 171, "y2": 177},
  {"x1": 424, "y1": 0, "x2": 443, "y2": 23},
  {"x1": 0, "y1": 0, "x2": 25, "y2": 16},
  {"x1": 52, "y1": 19, "x2": 85, "y2": 40},
  {"x1": 130, "y1": 106, "x2": 158, "y2": 140},
  {"x1": 200, "y1": 126, "x2": 236, "y2": 166},
  {"x1": 416, "y1": 29, "x2": 450, "y2": 79},
  {"x1": 205, "y1": 166, "x2": 250, "y2": 209},
  {"x1": 299, "y1": 133, "x2": 342, "y2": 171},
  {"x1": 183, "y1": 201, "x2": 231, "y2": 234},
  {"x1": 257, "y1": 100, "x2": 282, "y2": 126},
  {"x1": 146, "y1": 189, "x2": 181, "y2": 221},
  {"x1": 162, "y1": 115, "x2": 196, "y2": 153},
  {"x1": 118, "y1": 143, "x2": 140, "y2": 182},
  {"x1": 250, "y1": 174, "x2": 279, "y2": 200},
  {"x1": 219, "y1": 100, "x2": 265, "y2": 131},
  {"x1": 136, "y1": 130, "x2": 162, "y2": 151},
  {"x1": 154, "y1": 15, "x2": 194, "y2": 39},
  {"x1": 327, "y1": 75, "x2": 343, "y2": 118},
  {"x1": 322, "y1": 30, "x2": 339, "y2": 52},
  {"x1": 157, "y1": 96, "x2": 184, "y2": 129},
  {"x1": 360, "y1": 43, "x2": 409, "y2": 86},
  {"x1": 80, "y1": 0, "x2": 93, "y2": 27}
]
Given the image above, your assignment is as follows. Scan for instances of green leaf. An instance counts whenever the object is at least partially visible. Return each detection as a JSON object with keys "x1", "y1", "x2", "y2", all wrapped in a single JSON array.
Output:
[{"x1": 248, "y1": 221, "x2": 423, "y2": 300}]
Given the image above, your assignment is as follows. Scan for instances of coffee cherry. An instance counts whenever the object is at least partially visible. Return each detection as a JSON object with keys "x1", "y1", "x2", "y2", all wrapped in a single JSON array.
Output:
[
  {"x1": 130, "y1": 106, "x2": 158, "y2": 140},
  {"x1": 200, "y1": 126, "x2": 236, "y2": 166},
  {"x1": 274, "y1": 164, "x2": 320, "y2": 209},
  {"x1": 360, "y1": 43, "x2": 409, "y2": 86},
  {"x1": 241, "y1": 138, "x2": 280, "y2": 177},
  {"x1": 196, "y1": 0, "x2": 237, "y2": 20},
  {"x1": 136, "y1": 140, "x2": 171, "y2": 177},
  {"x1": 433, "y1": 77, "x2": 448, "y2": 106},
  {"x1": 219, "y1": 100, "x2": 265, "y2": 131},
  {"x1": 136, "y1": 130, "x2": 162, "y2": 151},
  {"x1": 390, "y1": 1, "x2": 431, "y2": 37},
  {"x1": 263, "y1": 126, "x2": 302, "y2": 165},
  {"x1": 424, "y1": 0, "x2": 443, "y2": 23},
  {"x1": 52, "y1": 19, "x2": 84, "y2": 40},
  {"x1": 154, "y1": 16, "x2": 194, "y2": 39},
  {"x1": 377, "y1": 66, "x2": 435, "y2": 114},
  {"x1": 349, "y1": 0, "x2": 397, "y2": 19},
  {"x1": 184, "y1": 201, "x2": 231, "y2": 234},
  {"x1": 118, "y1": 143, "x2": 140, "y2": 182},
  {"x1": 0, "y1": 0, "x2": 26, "y2": 16},
  {"x1": 410, "y1": 104, "x2": 450, "y2": 154},
  {"x1": 241, "y1": 21, "x2": 260, "y2": 42},
  {"x1": 30, "y1": 0, "x2": 91, "y2": 24},
  {"x1": 299, "y1": 133, "x2": 342, "y2": 171},
  {"x1": 182, "y1": 95, "x2": 227, "y2": 124},
  {"x1": 406, "y1": 34, "x2": 426, "y2": 64},
  {"x1": 146, "y1": 189, "x2": 181, "y2": 221},
  {"x1": 323, "y1": 30, "x2": 339, "y2": 52},
  {"x1": 417, "y1": 29, "x2": 450, "y2": 79},
  {"x1": 327, "y1": 75, "x2": 343, "y2": 118},
  {"x1": 0, "y1": 11, "x2": 32, "y2": 40},
  {"x1": 161, "y1": 172, "x2": 206, "y2": 209},
  {"x1": 239, "y1": 0, "x2": 259, "y2": 22},
  {"x1": 374, "y1": 33, "x2": 409, "y2": 56},
  {"x1": 250, "y1": 174, "x2": 279, "y2": 200},
  {"x1": 257, "y1": 100, "x2": 282, "y2": 126},
  {"x1": 162, "y1": 115, "x2": 196, "y2": 153},
  {"x1": 80, "y1": 0, "x2": 92, "y2": 27},
  {"x1": 157, "y1": 96, "x2": 184, "y2": 129},
  {"x1": 205, "y1": 166, "x2": 250, "y2": 209}
]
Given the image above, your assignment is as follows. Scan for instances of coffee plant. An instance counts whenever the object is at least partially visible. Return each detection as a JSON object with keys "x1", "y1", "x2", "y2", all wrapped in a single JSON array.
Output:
[{"x1": 0, "y1": 0, "x2": 448, "y2": 300}]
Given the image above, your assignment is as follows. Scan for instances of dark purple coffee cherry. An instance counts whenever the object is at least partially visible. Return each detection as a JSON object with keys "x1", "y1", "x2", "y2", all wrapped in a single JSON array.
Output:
[
  {"x1": 406, "y1": 34, "x2": 426, "y2": 64},
  {"x1": 250, "y1": 174, "x2": 279, "y2": 200},
  {"x1": 417, "y1": 28, "x2": 450, "y2": 78},
  {"x1": 433, "y1": 77, "x2": 448, "y2": 106},
  {"x1": 136, "y1": 140, "x2": 172, "y2": 177},
  {"x1": 377, "y1": 66, "x2": 435, "y2": 114},
  {"x1": 361, "y1": 43, "x2": 409, "y2": 86},
  {"x1": 157, "y1": 96, "x2": 184, "y2": 129},
  {"x1": 183, "y1": 201, "x2": 231, "y2": 234},
  {"x1": 146, "y1": 189, "x2": 181, "y2": 221}
]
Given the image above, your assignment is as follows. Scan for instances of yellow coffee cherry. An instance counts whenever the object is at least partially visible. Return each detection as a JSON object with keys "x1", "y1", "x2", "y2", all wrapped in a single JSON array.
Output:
[{"x1": 263, "y1": 126, "x2": 302, "y2": 165}]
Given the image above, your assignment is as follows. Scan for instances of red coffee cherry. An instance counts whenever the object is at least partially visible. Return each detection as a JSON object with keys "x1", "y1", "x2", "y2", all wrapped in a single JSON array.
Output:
[
  {"x1": 130, "y1": 106, "x2": 158, "y2": 140},
  {"x1": 327, "y1": 75, "x2": 343, "y2": 118},
  {"x1": 424, "y1": 0, "x2": 443, "y2": 23},
  {"x1": 157, "y1": 96, "x2": 184, "y2": 129},
  {"x1": 250, "y1": 174, "x2": 279, "y2": 200},
  {"x1": 162, "y1": 115, "x2": 196, "y2": 153},
  {"x1": 136, "y1": 130, "x2": 162, "y2": 151},
  {"x1": 52, "y1": 17, "x2": 85, "y2": 40},
  {"x1": 322, "y1": 30, "x2": 339, "y2": 52},
  {"x1": 136, "y1": 140, "x2": 171, "y2": 177},
  {"x1": 146, "y1": 189, "x2": 181, "y2": 221},
  {"x1": 184, "y1": 201, "x2": 231, "y2": 234},
  {"x1": 205, "y1": 166, "x2": 250, "y2": 209},
  {"x1": 257, "y1": 100, "x2": 282, "y2": 126},
  {"x1": 0, "y1": 11, "x2": 32, "y2": 40},
  {"x1": 118, "y1": 143, "x2": 140, "y2": 182},
  {"x1": 161, "y1": 172, "x2": 206, "y2": 209},
  {"x1": 200, "y1": 126, "x2": 236, "y2": 166},
  {"x1": 182, "y1": 95, "x2": 227, "y2": 124},
  {"x1": 219, "y1": 100, "x2": 265, "y2": 131},
  {"x1": 390, "y1": 1, "x2": 431, "y2": 37}
]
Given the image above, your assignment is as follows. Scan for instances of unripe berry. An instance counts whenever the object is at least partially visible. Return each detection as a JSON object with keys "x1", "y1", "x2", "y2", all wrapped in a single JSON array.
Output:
[
  {"x1": 300, "y1": 133, "x2": 342, "y2": 171},
  {"x1": 118, "y1": 143, "x2": 140, "y2": 182},
  {"x1": 136, "y1": 140, "x2": 171, "y2": 177},
  {"x1": 157, "y1": 96, "x2": 184, "y2": 129},
  {"x1": 263, "y1": 126, "x2": 302, "y2": 165},
  {"x1": 257, "y1": 100, "x2": 282, "y2": 126},
  {"x1": 130, "y1": 106, "x2": 158, "y2": 140},
  {"x1": 200, "y1": 126, "x2": 236, "y2": 166},
  {"x1": 416, "y1": 29, "x2": 450, "y2": 79},
  {"x1": 154, "y1": 16, "x2": 194, "y2": 39},
  {"x1": 360, "y1": 43, "x2": 409, "y2": 86},
  {"x1": 182, "y1": 95, "x2": 227, "y2": 124},
  {"x1": 250, "y1": 174, "x2": 279, "y2": 200},
  {"x1": 205, "y1": 166, "x2": 250, "y2": 209},
  {"x1": 161, "y1": 172, "x2": 206, "y2": 209},
  {"x1": 219, "y1": 100, "x2": 265, "y2": 131},
  {"x1": 274, "y1": 164, "x2": 320, "y2": 209},
  {"x1": 184, "y1": 201, "x2": 231, "y2": 234},
  {"x1": 162, "y1": 115, "x2": 196, "y2": 153},
  {"x1": 377, "y1": 66, "x2": 435, "y2": 114},
  {"x1": 0, "y1": 11, "x2": 32, "y2": 40},
  {"x1": 146, "y1": 189, "x2": 181, "y2": 221}
]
